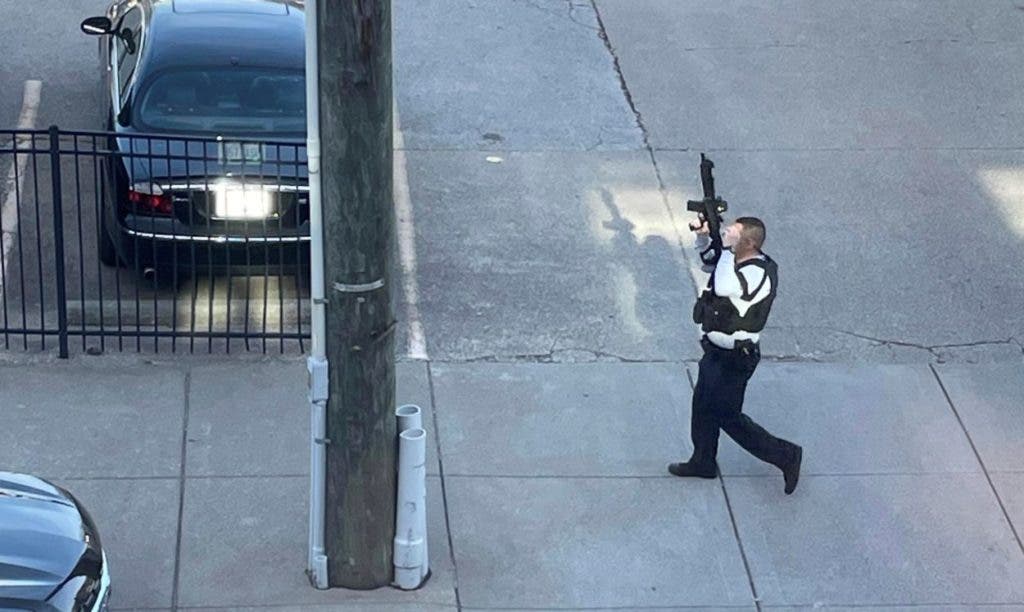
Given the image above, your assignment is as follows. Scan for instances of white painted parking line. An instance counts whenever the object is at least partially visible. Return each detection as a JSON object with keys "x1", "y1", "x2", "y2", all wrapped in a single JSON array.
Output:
[
  {"x1": 1, "y1": 79, "x2": 42, "y2": 306},
  {"x1": 394, "y1": 110, "x2": 428, "y2": 360}
]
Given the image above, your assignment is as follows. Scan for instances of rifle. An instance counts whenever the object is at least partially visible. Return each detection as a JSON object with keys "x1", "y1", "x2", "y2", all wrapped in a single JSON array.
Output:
[{"x1": 685, "y1": 154, "x2": 728, "y2": 263}]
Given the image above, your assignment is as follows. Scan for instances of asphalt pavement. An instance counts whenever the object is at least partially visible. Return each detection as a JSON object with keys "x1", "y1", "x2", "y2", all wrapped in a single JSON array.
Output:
[{"x1": 4, "y1": 0, "x2": 1024, "y2": 362}]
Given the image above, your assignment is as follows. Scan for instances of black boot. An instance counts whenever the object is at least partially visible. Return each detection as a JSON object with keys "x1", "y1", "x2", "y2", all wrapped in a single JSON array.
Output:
[
  {"x1": 668, "y1": 461, "x2": 717, "y2": 479},
  {"x1": 782, "y1": 445, "x2": 802, "y2": 495}
]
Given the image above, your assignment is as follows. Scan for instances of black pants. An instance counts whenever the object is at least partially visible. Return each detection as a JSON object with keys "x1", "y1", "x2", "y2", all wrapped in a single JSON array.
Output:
[{"x1": 689, "y1": 338, "x2": 796, "y2": 470}]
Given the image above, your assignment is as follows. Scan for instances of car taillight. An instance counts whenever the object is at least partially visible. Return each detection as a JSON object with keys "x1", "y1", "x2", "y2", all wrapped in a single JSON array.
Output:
[{"x1": 127, "y1": 189, "x2": 174, "y2": 216}]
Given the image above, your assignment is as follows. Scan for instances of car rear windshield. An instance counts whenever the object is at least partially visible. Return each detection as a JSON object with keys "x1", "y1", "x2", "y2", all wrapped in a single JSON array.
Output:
[{"x1": 136, "y1": 68, "x2": 305, "y2": 135}]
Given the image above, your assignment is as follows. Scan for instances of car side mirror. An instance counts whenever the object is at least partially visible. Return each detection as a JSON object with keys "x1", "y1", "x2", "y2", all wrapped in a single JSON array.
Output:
[{"x1": 81, "y1": 16, "x2": 113, "y2": 35}]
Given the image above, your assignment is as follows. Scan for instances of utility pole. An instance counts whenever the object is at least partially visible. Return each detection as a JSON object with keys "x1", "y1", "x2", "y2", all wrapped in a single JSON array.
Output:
[{"x1": 314, "y1": 0, "x2": 396, "y2": 590}]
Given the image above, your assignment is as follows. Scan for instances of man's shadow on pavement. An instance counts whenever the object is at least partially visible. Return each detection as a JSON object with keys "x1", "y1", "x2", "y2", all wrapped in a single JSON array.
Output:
[{"x1": 598, "y1": 188, "x2": 694, "y2": 359}]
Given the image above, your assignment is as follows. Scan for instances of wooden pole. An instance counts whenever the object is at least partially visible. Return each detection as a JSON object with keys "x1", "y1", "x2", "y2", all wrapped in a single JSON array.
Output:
[{"x1": 317, "y1": 0, "x2": 396, "y2": 589}]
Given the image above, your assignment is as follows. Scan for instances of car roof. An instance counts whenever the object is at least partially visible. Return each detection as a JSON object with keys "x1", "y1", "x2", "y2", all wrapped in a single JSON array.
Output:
[{"x1": 142, "y1": 0, "x2": 306, "y2": 76}]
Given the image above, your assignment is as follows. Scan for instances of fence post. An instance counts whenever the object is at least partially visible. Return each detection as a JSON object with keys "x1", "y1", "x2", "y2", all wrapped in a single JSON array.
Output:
[{"x1": 48, "y1": 126, "x2": 68, "y2": 358}]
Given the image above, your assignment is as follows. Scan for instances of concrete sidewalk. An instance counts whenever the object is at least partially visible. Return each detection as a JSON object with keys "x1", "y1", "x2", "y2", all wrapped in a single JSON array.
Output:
[{"x1": 2, "y1": 354, "x2": 1023, "y2": 610}]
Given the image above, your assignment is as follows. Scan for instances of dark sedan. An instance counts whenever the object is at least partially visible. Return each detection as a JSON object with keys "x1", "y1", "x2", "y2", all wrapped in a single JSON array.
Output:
[
  {"x1": 0, "y1": 472, "x2": 110, "y2": 612},
  {"x1": 81, "y1": 0, "x2": 309, "y2": 279}
]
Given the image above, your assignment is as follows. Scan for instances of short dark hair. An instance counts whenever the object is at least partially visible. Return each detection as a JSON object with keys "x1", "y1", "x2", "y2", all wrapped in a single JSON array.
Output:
[{"x1": 735, "y1": 216, "x2": 766, "y2": 249}]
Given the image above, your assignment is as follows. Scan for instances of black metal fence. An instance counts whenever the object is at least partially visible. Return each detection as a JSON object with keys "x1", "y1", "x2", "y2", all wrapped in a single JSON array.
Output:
[{"x1": 0, "y1": 126, "x2": 311, "y2": 356}]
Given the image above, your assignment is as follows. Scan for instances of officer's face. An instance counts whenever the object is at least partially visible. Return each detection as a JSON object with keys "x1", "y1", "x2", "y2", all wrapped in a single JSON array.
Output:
[{"x1": 723, "y1": 223, "x2": 744, "y2": 248}]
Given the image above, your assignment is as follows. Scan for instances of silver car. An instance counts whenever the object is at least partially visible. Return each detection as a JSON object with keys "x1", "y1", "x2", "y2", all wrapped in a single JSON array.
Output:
[{"x1": 0, "y1": 473, "x2": 110, "y2": 612}]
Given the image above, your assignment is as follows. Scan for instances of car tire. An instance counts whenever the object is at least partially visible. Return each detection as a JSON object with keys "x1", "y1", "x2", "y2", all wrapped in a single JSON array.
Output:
[{"x1": 98, "y1": 217, "x2": 120, "y2": 267}]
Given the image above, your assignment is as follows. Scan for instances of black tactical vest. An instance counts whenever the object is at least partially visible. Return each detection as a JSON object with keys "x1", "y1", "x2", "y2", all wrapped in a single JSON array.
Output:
[{"x1": 693, "y1": 254, "x2": 778, "y2": 335}]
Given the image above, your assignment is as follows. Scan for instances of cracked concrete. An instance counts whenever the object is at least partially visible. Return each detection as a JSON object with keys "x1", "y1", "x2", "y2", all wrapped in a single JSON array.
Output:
[
  {"x1": 567, "y1": 0, "x2": 598, "y2": 31},
  {"x1": 761, "y1": 327, "x2": 1024, "y2": 365},
  {"x1": 9, "y1": 2, "x2": 1024, "y2": 607},
  {"x1": 413, "y1": 322, "x2": 1024, "y2": 366},
  {"x1": 514, "y1": 0, "x2": 599, "y2": 32},
  {"x1": 590, "y1": 0, "x2": 705, "y2": 304},
  {"x1": 590, "y1": 0, "x2": 650, "y2": 150},
  {"x1": 9, "y1": 2, "x2": 1023, "y2": 370},
  {"x1": 832, "y1": 328, "x2": 1021, "y2": 356},
  {"x1": 414, "y1": 329, "x2": 1018, "y2": 366},
  {"x1": 659, "y1": 39, "x2": 1014, "y2": 52},
  {"x1": 451, "y1": 346, "x2": 670, "y2": 364},
  {"x1": 394, "y1": 0, "x2": 640, "y2": 151}
]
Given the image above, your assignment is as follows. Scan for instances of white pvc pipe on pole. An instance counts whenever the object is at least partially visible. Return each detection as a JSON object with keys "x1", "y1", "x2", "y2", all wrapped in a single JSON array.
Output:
[
  {"x1": 305, "y1": 0, "x2": 329, "y2": 590},
  {"x1": 395, "y1": 404, "x2": 428, "y2": 581},
  {"x1": 394, "y1": 427, "x2": 428, "y2": 589},
  {"x1": 396, "y1": 404, "x2": 422, "y2": 432}
]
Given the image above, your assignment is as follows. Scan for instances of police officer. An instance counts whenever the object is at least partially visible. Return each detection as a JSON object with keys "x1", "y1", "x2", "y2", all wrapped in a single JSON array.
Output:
[{"x1": 669, "y1": 216, "x2": 803, "y2": 494}]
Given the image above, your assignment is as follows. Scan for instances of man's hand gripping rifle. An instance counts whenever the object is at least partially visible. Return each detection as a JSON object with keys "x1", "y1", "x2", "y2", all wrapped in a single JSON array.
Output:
[{"x1": 686, "y1": 153, "x2": 728, "y2": 266}]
